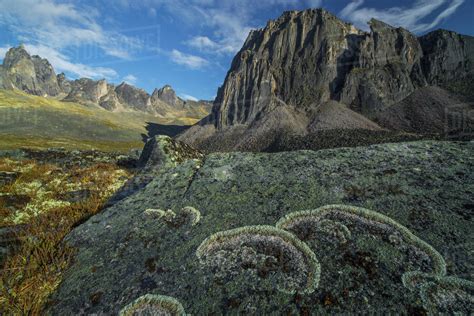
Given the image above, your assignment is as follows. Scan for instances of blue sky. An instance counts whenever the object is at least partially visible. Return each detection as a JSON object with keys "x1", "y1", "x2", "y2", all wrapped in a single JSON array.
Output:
[{"x1": 0, "y1": 0, "x2": 472, "y2": 101}]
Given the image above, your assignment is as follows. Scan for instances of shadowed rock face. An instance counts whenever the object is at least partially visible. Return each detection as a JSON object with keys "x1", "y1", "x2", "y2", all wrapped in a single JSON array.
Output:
[
  {"x1": 179, "y1": 9, "x2": 474, "y2": 151},
  {"x1": 152, "y1": 85, "x2": 185, "y2": 108}
]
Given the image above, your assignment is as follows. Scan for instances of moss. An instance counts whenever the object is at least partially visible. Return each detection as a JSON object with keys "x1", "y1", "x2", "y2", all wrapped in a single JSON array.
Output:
[
  {"x1": 276, "y1": 204, "x2": 447, "y2": 278},
  {"x1": 119, "y1": 294, "x2": 186, "y2": 316},
  {"x1": 196, "y1": 225, "x2": 320, "y2": 294}
]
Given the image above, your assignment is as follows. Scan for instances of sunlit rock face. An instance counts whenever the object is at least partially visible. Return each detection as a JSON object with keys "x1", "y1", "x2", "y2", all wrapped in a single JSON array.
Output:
[
  {"x1": 179, "y1": 9, "x2": 474, "y2": 152},
  {"x1": 0, "y1": 45, "x2": 61, "y2": 97}
]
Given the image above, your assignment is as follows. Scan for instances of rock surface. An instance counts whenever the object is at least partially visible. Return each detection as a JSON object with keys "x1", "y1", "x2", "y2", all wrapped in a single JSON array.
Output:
[
  {"x1": 179, "y1": 9, "x2": 474, "y2": 151},
  {"x1": 107, "y1": 136, "x2": 204, "y2": 206},
  {"x1": 48, "y1": 140, "x2": 474, "y2": 314}
]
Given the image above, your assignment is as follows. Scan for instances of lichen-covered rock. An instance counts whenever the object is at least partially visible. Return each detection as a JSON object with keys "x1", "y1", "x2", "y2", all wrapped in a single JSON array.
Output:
[
  {"x1": 143, "y1": 207, "x2": 201, "y2": 228},
  {"x1": 196, "y1": 225, "x2": 320, "y2": 294},
  {"x1": 420, "y1": 277, "x2": 474, "y2": 314},
  {"x1": 47, "y1": 141, "x2": 474, "y2": 314},
  {"x1": 138, "y1": 136, "x2": 204, "y2": 170},
  {"x1": 119, "y1": 294, "x2": 186, "y2": 316},
  {"x1": 106, "y1": 137, "x2": 203, "y2": 206},
  {"x1": 276, "y1": 204, "x2": 446, "y2": 276}
]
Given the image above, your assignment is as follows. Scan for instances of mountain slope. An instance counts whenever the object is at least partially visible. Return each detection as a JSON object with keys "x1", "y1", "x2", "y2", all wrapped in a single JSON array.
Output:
[
  {"x1": 179, "y1": 9, "x2": 474, "y2": 152},
  {"x1": 375, "y1": 86, "x2": 474, "y2": 135},
  {"x1": 0, "y1": 90, "x2": 192, "y2": 152}
]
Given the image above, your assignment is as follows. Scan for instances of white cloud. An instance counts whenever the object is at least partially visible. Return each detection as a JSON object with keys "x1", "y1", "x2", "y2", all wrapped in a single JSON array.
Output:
[
  {"x1": 340, "y1": 0, "x2": 465, "y2": 33},
  {"x1": 180, "y1": 93, "x2": 199, "y2": 101},
  {"x1": 127, "y1": 0, "x2": 323, "y2": 56},
  {"x1": 0, "y1": 45, "x2": 10, "y2": 60},
  {"x1": 0, "y1": 0, "x2": 142, "y2": 60},
  {"x1": 23, "y1": 44, "x2": 117, "y2": 79},
  {"x1": 170, "y1": 49, "x2": 209, "y2": 69},
  {"x1": 123, "y1": 74, "x2": 138, "y2": 85},
  {"x1": 186, "y1": 36, "x2": 219, "y2": 51}
]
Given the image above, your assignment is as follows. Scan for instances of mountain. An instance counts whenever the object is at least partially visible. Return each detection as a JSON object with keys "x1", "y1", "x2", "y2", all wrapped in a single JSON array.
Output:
[
  {"x1": 178, "y1": 9, "x2": 474, "y2": 152},
  {"x1": 0, "y1": 44, "x2": 62, "y2": 97},
  {"x1": 0, "y1": 45, "x2": 212, "y2": 119},
  {"x1": 375, "y1": 86, "x2": 473, "y2": 136}
]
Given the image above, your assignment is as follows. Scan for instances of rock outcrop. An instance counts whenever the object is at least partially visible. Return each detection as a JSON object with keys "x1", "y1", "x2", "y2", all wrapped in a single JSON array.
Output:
[
  {"x1": 152, "y1": 85, "x2": 185, "y2": 108},
  {"x1": 179, "y1": 9, "x2": 474, "y2": 151},
  {"x1": 0, "y1": 45, "x2": 61, "y2": 97},
  {"x1": 47, "y1": 140, "x2": 474, "y2": 314}
]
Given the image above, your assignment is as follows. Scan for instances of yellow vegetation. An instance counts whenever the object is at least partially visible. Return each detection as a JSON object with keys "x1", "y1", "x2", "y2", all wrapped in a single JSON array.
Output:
[{"x1": 0, "y1": 158, "x2": 132, "y2": 314}]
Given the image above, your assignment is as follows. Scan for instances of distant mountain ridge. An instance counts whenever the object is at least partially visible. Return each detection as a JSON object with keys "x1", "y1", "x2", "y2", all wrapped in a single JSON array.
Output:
[{"x1": 0, "y1": 45, "x2": 212, "y2": 117}]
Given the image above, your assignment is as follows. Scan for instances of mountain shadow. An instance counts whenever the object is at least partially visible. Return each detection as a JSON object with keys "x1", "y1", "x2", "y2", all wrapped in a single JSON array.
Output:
[{"x1": 141, "y1": 122, "x2": 190, "y2": 142}]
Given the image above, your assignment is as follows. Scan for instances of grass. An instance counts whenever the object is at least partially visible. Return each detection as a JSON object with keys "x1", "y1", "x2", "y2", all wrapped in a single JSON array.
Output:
[
  {"x1": 0, "y1": 134, "x2": 144, "y2": 153},
  {"x1": 0, "y1": 157, "x2": 132, "y2": 314},
  {"x1": 0, "y1": 89, "x2": 208, "y2": 152}
]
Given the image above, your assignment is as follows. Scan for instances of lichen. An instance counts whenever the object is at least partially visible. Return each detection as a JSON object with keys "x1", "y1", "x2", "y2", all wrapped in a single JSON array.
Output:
[
  {"x1": 144, "y1": 207, "x2": 201, "y2": 227},
  {"x1": 420, "y1": 277, "x2": 474, "y2": 314},
  {"x1": 402, "y1": 271, "x2": 474, "y2": 314},
  {"x1": 276, "y1": 204, "x2": 447, "y2": 277},
  {"x1": 119, "y1": 294, "x2": 186, "y2": 316},
  {"x1": 196, "y1": 225, "x2": 320, "y2": 294},
  {"x1": 180, "y1": 206, "x2": 201, "y2": 226}
]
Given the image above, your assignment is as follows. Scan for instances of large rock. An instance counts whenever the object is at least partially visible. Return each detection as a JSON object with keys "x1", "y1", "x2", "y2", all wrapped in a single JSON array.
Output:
[
  {"x1": 106, "y1": 136, "x2": 204, "y2": 206},
  {"x1": 64, "y1": 78, "x2": 110, "y2": 104},
  {"x1": 48, "y1": 140, "x2": 474, "y2": 314},
  {"x1": 419, "y1": 30, "x2": 474, "y2": 86}
]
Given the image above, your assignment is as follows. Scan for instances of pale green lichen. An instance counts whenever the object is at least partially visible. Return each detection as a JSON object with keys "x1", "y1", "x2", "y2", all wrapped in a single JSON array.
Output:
[
  {"x1": 180, "y1": 206, "x2": 201, "y2": 226},
  {"x1": 196, "y1": 225, "x2": 320, "y2": 294},
  {"x1": 119, "y1": 294, "x2": 186, "y2": 316},
  {"x1": 276, "y1": 204, "x2": 447, "y2": 277},
  {"x1": 143, "y1": 208, "x2": 167, "y2": 219},
  {"x1": 420, "y1": 276, "x2": 474, "y2": 314},
  {"x1": 144, "y1": 207, "x2": 201, "y2": 227}
]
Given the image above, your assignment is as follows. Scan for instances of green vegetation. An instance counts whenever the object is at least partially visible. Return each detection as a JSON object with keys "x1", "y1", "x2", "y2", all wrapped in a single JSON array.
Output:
[
  {"x1": 0, "y1": 89, "x2": 201, "y2": 152},
  {"x1": 119, "y1": 294, "x2": 186, "y2": 316},
  {"x1": 0, "y1": 157, "x2": 132, "y2": 314}
]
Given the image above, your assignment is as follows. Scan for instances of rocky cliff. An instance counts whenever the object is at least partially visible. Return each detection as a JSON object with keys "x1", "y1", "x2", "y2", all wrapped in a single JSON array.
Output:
[
  {"x1": 179, "y1": 9, "x2": 474, "y2": 151},
  {"x1": 0, "y1": 45, "x2": 62, "y2": 97},
  {"x1": 0, "y1": 46, "x2": 212, "y2": 117}
]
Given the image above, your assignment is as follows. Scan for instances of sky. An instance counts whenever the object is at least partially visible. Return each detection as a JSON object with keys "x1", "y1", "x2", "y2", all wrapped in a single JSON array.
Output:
[{"x1": 0, "y1": 0, "x2": 472, "y2": 101}]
